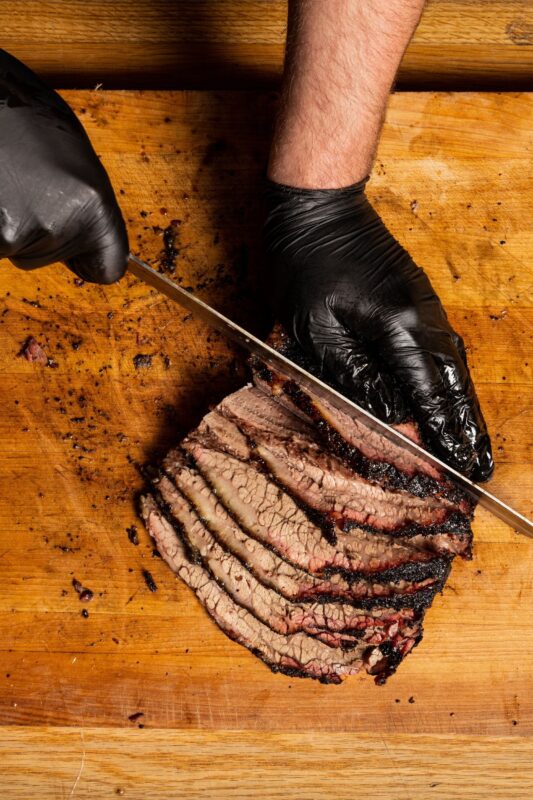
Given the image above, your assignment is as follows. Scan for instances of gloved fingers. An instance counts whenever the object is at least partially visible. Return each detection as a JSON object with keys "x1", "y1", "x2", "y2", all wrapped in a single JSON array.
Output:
[
  {"x1": 438, "y1": 355, "x2": 494, "y2": 482},
  {"x1": 381, "y1": 325, "x2": 493, "y2": 480},
  {"x1": 66, "y1": 204, "x2": 129, "y2": 284},
  {"x1": 10, "y1": 203, "x2": 129, "y2": 282},
  {"x1": 290, "y1": 307, "x2": 409, "y2": 423}
]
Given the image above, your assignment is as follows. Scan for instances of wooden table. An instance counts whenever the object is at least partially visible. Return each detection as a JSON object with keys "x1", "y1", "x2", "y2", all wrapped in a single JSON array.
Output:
[{"x1": 0, "y1": 90, "x2": 532, "y2": 797}]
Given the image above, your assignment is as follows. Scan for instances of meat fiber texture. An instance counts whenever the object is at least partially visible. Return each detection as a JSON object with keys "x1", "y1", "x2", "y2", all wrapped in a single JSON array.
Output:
[{"x1": 140, "y1": 325, "x2": 475, "y2": 685}]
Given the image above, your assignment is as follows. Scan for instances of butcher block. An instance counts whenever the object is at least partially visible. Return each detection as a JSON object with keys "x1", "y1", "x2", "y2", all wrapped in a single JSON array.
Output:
[{"x1": 0, "y1": 90, "x2": 532, "y2": 797}]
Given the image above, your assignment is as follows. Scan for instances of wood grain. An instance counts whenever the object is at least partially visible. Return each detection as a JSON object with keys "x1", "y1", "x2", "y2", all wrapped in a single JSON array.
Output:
[
  {"x1": 2, "y1": 728, "x2": 533, "y2": 799},
  {"x1": 0, "y1": 1, "x2": 532, "y2": 90},
  {"x1": 0, "y1": 90, "x2": 531, "y2": 736}
]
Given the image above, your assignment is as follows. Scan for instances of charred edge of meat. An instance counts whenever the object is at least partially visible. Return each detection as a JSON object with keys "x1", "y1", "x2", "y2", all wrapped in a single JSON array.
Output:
[
  {"x1": 140, "y1": 481, "x2": 204, "y2": 567},
  {"x1": 153, "y1": 466, "x2": 443, "y2": 613},
  {"x1": 139, "y1": 462, "x2": 162, "y2": 485},
  {"x1": 297, "y1": 584, "x2": 440, "y2": 612},
  {"x1": 341, "y1": 510, "x2": 473, "y2": 539},
  {"x1": 368, "y1": 636, "x2": 423, "y2": 685},
  {"x1": 272, "y1": 642, "x2": 414, "y2": 686},
  {"x1": 269, "y1": 660, "x2": 343, "y2": 685},
  {"x1": 252, "y1": 647, "x2": 350, "y2": 684},
  {"x1": 252, "y1": 350, "x2": 469, "y2": 507},
  {"x1": 324, "y1": 554, "x2": 453, "y2": 586},
  {"x1": 280, "y1": 377, "x2": 470, "y2": 507}
]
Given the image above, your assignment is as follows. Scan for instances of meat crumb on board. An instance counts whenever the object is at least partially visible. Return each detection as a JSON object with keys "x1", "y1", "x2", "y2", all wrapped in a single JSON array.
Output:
[
  {"x1": 142, "y1": 569, "x2": 158, "y2": 593},
  {"x1": 20, "y1": 336, "x2": 58, "y2": 368}
]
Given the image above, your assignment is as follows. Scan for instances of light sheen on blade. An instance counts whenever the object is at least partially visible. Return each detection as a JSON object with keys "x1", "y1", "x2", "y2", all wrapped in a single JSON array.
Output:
[{"x1": 128, "y1": 254, "x2": 533, "y2": 539}]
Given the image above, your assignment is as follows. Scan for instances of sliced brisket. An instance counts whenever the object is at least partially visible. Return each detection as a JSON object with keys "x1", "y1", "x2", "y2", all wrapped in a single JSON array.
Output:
[
  {"x1": 210, "y1": 386, "x2": 472, "y2": 555},
  {"x1": 157, "y1": 451, "x2": 445, "y2": 609},
  {"x1": 148, "y1": 478, "x2": 423, "y2": 649},
  {"x1": 141, "y1": 495, "x2": 416, "y2": 683},
  {"x1": 182, "y1": 441, "x2": 443, "y2": 574},
  {"x1": 139, "y1": 324, "x2": 474, "y2": 684},
  {"x1": 253, "y1": 324, "x2": 473, "y2": 508}
]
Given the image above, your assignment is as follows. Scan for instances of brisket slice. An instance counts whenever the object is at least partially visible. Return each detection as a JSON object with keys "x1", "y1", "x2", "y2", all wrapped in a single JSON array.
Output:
[
  {"x1": 253, "y1": 324, "x2": 472, "y2": 508},
  {"x1": 138, "y1": 320, "x2": 474, "y2": 684},
  {"x1": 157, "y1": 452, "x2": 446, "y2": 610},
  {"x1": 209, "y1": 386, "x2": 472, "y2": 555},
  {"x1": 141, "y1": 494, "x2": 417, "y2": 683},
  {"x1": 193, "y1": 413, "x2": 470, "y2": 560},
  {"x1": 149, "y1": 477, "x2": 423, "y2": 649},
  {"x1": 181, "y1": 440, "x2": 450, "y2": 573}
]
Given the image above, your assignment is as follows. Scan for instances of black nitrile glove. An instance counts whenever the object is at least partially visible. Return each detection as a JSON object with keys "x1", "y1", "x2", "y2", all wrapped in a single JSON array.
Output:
[
  {"x1": 0, "y1": 49, "x2": 128, "y2": 283},
  {"x1": 263, "y1": 179, "x2": 493, "y2": 482}
]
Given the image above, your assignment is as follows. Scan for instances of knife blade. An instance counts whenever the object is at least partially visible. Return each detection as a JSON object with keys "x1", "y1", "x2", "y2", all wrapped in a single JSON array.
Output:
[{"x1": 128, "y1": 253, "x2": 533, "y2": 539}]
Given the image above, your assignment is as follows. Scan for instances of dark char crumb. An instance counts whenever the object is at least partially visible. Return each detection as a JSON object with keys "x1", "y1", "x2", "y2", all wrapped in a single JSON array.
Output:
[
  {"x1": 142, "y1": 569, "x2": 157, "y2": 592},
  {"x1": 81, "y1": 609, "x2": 89, "y2": 619},
  {"x1": 127, "y1": 525, "x2": 139, "y2": 546},
  {"x1": 133, "y1": 354, "x2": 153, "y2": 370},
  {"x1": 72, "y1": 578, "x2": 93, "y2": 602},
  {"x1": 22, "y1": 297, "x2": 43, "y2": 309},
  {"x1": 128, "y1": 711, "x2": 144, "y2": 722},
  {"x1": 158, "y1": 219, "x2": 181, "y2": 274}
]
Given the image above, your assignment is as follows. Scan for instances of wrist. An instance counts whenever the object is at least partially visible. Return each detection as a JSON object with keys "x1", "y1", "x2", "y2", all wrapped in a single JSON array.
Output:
[
  {"x1": 265, "y1": 177, "x2": 368, "y2": 198},
  {"x1": 267, "y1": 133, "x2": 372, "y2": 190}
]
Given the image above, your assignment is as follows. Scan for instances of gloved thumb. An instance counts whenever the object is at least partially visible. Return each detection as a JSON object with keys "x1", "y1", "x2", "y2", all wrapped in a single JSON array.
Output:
[{"x1": 66, "y1": 204, "x2": 129, "y2": 285}]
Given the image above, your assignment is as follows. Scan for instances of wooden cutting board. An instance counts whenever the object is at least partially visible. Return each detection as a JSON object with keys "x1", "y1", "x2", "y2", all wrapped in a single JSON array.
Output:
[{"x1": 0, "y1": 90, "x2": 532, "y2": 795}]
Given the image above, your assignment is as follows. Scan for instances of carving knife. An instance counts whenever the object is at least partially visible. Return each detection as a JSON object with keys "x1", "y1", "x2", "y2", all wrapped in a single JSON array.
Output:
[{"x1": 128, "y1": 253, "x2": 533, "y2": 539}]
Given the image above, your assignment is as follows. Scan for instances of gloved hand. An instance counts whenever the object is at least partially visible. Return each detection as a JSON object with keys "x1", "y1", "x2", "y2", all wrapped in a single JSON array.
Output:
[
  {"x1": 0, "y1": 49, "x2": 128, "y2": 283},
  {"x1": 263, "y1": 178, "x2": 493, "y2": 482}
]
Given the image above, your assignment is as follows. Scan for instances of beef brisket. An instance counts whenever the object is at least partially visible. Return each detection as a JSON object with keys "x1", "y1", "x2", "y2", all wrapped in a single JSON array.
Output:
[
  {"x1": 253, "y1": 324, "x2": 473, "y2": 508},
  {"x1": 158, "y1": 452, "x2": 444, "y2": 608},
  {"x1": 141, "y1": 495, "x2": 418, "y2": 682},
  {"x1": 211, "y1": 387, "x2": 472, "y2": 551},
  {"x1": 182, "y1": 442, "x2": 443, "y2": 574},
  {"x1": 140, "y1": 325, "x2": 475, "y2": 684},
  {"x1": 148, "y1": 478, "x2": 423, "y2": 649}
]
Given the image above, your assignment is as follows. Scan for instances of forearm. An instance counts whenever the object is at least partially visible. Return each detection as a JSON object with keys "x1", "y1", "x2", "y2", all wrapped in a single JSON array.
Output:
[{"x1": 268, "y1": 0, "x2": 426, "y2": 188}]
